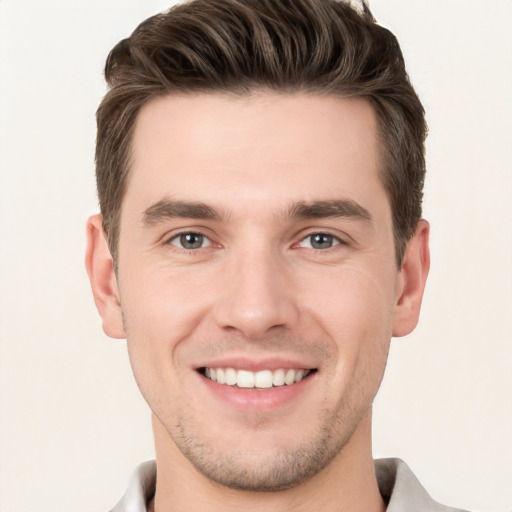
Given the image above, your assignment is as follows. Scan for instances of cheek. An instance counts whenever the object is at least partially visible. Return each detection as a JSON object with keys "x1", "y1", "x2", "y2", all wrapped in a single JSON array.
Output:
[
  {"x1": 299, "y1": 263, "x2": 396, "y2": 383},
  {"x1": 119, "y1": 265, "x2": 216, "y2": 397},
  {"x1": 305, "y1": 263, "x2": 397, "y2": 337},
  {"x1": 121, "y1": 262, "x2": 213, "y2": 338}
]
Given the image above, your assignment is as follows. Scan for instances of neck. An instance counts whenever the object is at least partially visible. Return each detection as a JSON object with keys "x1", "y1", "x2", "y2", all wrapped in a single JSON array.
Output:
[{"x1": 151, "y1": 410, "x2": 385, "y2": 512}]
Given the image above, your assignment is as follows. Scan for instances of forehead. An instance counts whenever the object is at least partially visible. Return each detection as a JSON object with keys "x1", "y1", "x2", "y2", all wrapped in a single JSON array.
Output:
[{"x1": 125, "y1": 92, "x2": 385, "y2": 216}]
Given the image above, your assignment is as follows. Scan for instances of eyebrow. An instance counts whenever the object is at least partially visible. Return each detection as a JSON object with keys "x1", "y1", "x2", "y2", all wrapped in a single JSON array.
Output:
[
  {"x1": 142, "y1": 199, "x2": 224, "y2": 225},
  {"x1": 284, "y1": 199, "x2": 372, "y2": 222},
  {"x1": 141, "y1": 198, "x2": 372, "y2": 226}
]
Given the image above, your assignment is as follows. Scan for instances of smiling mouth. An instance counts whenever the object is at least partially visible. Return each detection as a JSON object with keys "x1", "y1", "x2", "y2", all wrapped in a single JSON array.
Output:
[{"x1": 199, "y1": 367, "x2": 317, "y2": 389}]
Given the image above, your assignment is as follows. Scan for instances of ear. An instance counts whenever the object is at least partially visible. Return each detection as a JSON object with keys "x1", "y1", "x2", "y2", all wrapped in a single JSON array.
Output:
[
  {"x1": 392, "y1": 219, "x2": 430, "y2": 337},
  {"x1": 85, "y1": 214, "x2": 125, "y2": 339}
]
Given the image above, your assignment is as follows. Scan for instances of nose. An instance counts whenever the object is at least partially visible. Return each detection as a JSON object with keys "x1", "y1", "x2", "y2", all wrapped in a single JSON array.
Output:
[{"x1": 213, "y1": 247, "x2": 300, "y2": 339}]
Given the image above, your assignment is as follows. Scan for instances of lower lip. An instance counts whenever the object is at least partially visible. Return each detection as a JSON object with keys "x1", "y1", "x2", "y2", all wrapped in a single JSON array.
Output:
[{"x1": 199, "y1": 372, "x2": 316, "y2": 411}]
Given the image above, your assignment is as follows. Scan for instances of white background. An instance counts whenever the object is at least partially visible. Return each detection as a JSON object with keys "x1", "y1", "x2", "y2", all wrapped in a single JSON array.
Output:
[{"x1": 0, "y1": 1, "x2": 510, "y2": 511}]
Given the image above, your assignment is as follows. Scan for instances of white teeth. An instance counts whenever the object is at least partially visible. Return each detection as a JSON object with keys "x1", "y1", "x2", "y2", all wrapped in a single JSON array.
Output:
[
  {"x1": 216, "y1": 368, "x2": 226, "y2": 385},
  {"x1": 254, "y1": 370, "x2": 273, "y2": 389},
  {"x1": 294, "y1": 369, "x2": 305, "y2": 383},
  {"x1": 225, "y1": 367, "x2": 237, "y2": 385},
  {"x1": 272, "y1": 368, "x2": 285, "y2": 386},
  {"x1": 284, "y1": 369, "x2": 296, "y2": 385},
  {"x1": 203, "y1": 367, "x2": 311, "y2": 389},
  {"x1": 237, "y1": 370, "x2": 255, "y2": 388}
]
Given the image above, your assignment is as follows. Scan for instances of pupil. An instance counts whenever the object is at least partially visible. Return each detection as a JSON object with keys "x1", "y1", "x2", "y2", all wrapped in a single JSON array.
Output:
[
  {"x1": 181, "y1": 233, "x2": 203, "y2": 249},
  {"x1": 312, "y1": 234, "x2": 332, "y2": 249}
]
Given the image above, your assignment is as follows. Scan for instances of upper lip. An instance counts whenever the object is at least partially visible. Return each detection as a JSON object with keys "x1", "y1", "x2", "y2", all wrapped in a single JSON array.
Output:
[{"x1": 194, "y1": 356, "x2": 317, "y2": 372}]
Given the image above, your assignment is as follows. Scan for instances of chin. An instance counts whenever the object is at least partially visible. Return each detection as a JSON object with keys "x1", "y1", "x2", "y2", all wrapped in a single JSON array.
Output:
[{"x1": 166, "y1": 410, "x2": 358, "y2": 492}]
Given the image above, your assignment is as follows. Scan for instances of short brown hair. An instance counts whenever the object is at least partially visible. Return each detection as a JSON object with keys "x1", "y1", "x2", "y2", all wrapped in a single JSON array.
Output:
[{"x1": 96, "y1": 0, "x2": 426, "y2": 266}]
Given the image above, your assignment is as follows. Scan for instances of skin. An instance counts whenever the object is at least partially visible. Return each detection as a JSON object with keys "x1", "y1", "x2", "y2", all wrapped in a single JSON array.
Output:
[{"x1": 86, "y1": 93, "x2": 430, "y2": 512}]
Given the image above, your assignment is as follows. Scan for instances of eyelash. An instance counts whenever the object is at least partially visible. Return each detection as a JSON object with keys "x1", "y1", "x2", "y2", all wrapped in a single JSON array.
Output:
[
  {"x1": 167, "y1": 231, "x2": 213, "y2": 250},
  {"x1": 297, "y1": 232, "x2": 345, "y2": 251}
]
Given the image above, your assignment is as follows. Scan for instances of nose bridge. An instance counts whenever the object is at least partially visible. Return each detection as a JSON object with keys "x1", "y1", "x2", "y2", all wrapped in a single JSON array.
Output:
[{"x1": 213, "y1": 240, "x2": 299, "y2": 338}]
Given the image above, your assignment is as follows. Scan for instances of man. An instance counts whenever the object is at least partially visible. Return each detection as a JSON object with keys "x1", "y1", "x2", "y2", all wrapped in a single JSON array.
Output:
[{"x1": 85, "y1": 0, "x2": 465, "y2": 510}]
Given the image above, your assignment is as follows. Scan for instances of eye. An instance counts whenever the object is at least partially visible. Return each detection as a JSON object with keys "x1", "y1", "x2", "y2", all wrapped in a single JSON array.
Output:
[
  {"x1": 169, "y1": 232, "x2": 212, "y2": 250},
  {"x1": 298, "y1": 233, "x2": 341, "y2": 250}
]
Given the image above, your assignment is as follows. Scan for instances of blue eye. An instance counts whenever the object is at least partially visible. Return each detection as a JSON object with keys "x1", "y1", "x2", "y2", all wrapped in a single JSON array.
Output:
[
  {"x1": 299, "y1": 233, "x2": 340, "y2": 250},
  {"x1": 169, "y1": 232, "x2": 211, "y2": 250}
]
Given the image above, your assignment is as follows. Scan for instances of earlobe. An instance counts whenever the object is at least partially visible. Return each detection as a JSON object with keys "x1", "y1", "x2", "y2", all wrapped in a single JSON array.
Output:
[
  {"x1": 392, "y1": 220, "x2": 430, "y2": 338},
  {"x1": 85, "y1": 214, "x2": 126, "y2": 339}
]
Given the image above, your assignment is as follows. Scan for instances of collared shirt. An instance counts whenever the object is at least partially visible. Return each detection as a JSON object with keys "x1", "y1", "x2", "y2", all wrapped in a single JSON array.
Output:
[{"x1": 109, "y1": 458, "x2": 469, "y2": 512}]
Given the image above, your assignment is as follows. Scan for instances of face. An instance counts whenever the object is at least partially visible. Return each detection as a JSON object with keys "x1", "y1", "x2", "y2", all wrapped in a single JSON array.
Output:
[{"x1": 88, "y1": 93, "x2": 428, "y2": 491}]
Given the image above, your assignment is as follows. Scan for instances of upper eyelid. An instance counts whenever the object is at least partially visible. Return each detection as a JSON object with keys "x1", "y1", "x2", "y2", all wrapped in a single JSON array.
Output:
[
  {"x1": 161, "y1": 227, "x2": 214, "y2": 244},
  {"x1": 295, "y1": 228, "x2": 351, "y2": 245},
  {"x1": 166, "y1": 231, "x2": 215, "y2": 252},
  {"x1": 295, "y1": 233, "x2": 344, "y2": 250}
]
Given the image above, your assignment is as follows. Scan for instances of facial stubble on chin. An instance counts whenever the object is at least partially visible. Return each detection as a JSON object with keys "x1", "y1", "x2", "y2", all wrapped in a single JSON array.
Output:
[{"x1": 158, "y1": 397, "x2": 368, "y2": 493}]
